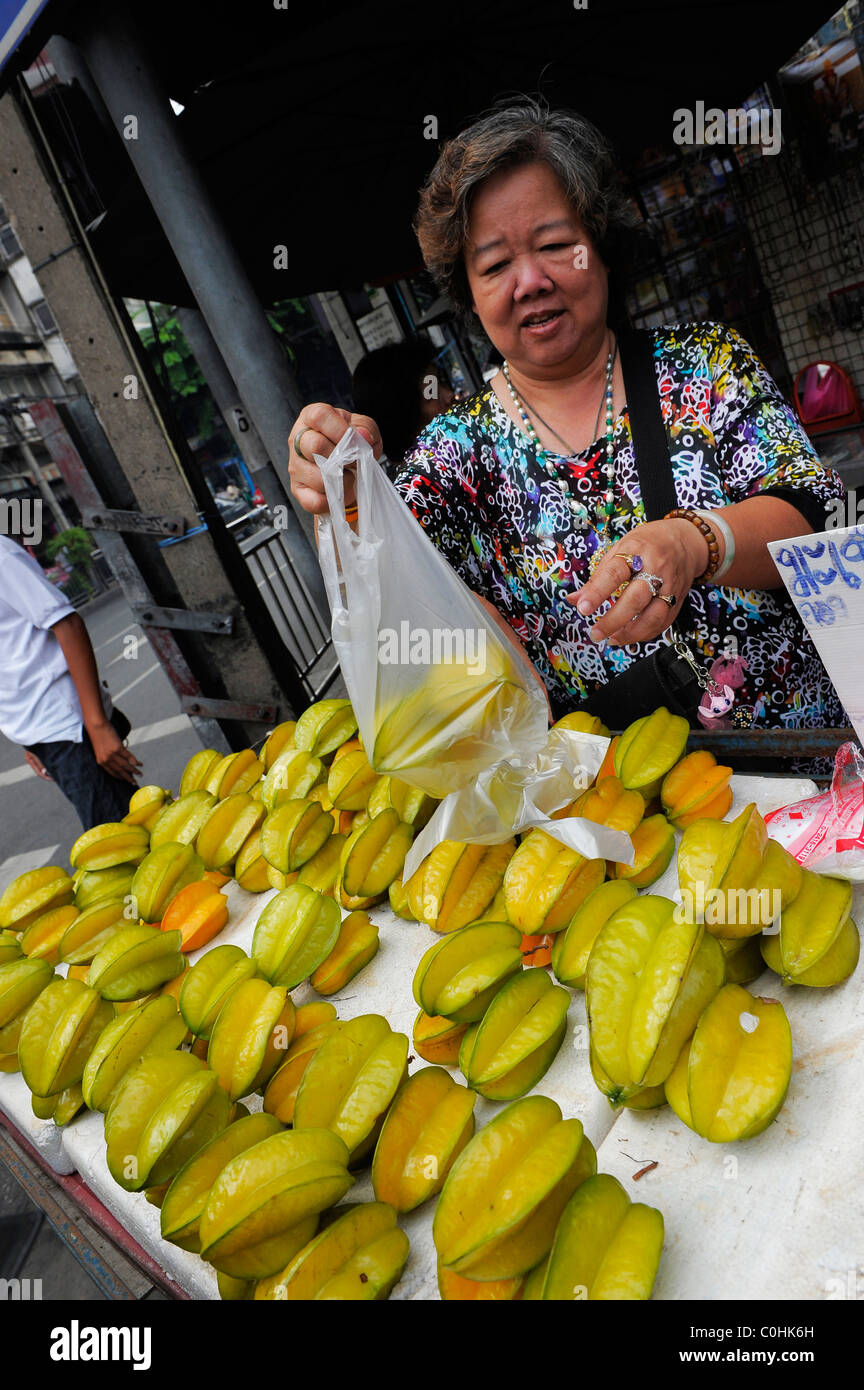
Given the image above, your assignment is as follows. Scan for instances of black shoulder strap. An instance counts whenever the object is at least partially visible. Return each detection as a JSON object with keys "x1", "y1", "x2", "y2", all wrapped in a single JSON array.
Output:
[
  {"x1": 617, "y1": 327, "x2": 677, "y2": 520},
  {"x1": 617, "y1": 326, "x2": 696, "y2": 632}
]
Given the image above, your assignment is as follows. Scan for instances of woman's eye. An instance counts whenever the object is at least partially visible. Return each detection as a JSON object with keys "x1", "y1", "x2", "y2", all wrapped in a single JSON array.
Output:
[
  {"x1": 541, "y1": 243, "x2": 569, "y2": 252},
  {"x1": 482, "y1": 261, "x2": 508, "y2": 275}
]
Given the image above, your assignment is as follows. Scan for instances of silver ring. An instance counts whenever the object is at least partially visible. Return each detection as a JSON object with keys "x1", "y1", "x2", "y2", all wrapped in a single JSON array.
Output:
[
  {"x1": 293, "y1": 425, "x2": 314, "y2": 462},
  {"x1": 638, "y1": 572, "x2": 664, "y2": 599}
]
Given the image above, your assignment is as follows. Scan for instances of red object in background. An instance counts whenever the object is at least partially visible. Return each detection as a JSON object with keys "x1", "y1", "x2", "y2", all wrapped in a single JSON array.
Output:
[
  {"x1": 794, "y1": 359, "x2": 863, "y2": 434},
  {"x1": 251, "y1": 485, "x2": 266, "y2": 506}
]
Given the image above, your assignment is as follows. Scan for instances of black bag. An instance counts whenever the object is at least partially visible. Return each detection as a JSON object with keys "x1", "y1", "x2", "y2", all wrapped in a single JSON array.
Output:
[
  {"x1": 581, "y1": 633, "x2": 707, "y2": 729},
  {"x1": 580, "y1": 328, "x2": 710, "y2": 730},
  {"x1": 100, "y1": 677, "x2": 131, "y2": 742},
  {"x1": 109, "y1": 706, "x2": 132, "y2": 742}
]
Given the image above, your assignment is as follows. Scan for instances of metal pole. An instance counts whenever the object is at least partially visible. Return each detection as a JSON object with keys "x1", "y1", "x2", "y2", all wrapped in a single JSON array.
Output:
[
  {"x1": 76, "y1": 7, "x2": 322, "y2": 594},
  {"x1": 43, "y1": 35, "x2": 113, "y2": 136},
  {"x1": 16, "y1": 432, "x2": 71, "y2": 532},
  {"x1": 176, "y1": 307, "x2": 275, "y2": 480},
  {"x1": 176, "y1": 306, "x2": 327, "y2": 615}
]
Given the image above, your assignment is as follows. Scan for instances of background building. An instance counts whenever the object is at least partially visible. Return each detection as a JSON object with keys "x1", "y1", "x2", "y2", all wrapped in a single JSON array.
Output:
[{"x1": 0, "y1": 189, "x2": 81, "y2": 547}]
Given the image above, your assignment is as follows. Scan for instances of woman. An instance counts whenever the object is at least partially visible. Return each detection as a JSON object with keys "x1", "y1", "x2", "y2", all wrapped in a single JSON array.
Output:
[
  {"x1": 289, "y1": 100, "x2": 845, "y2": 740},
  {"x1": 351, "y1": 340, "x2": 455, "y2": 476}
]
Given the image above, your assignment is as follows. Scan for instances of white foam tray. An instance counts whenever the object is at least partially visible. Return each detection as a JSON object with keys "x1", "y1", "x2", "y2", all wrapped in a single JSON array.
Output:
[
  {"x1": 0, "y1": 1068, "x2": 75, "y2": 1175},
  {"x1": 6, "y1": 774, "x2": 864, "y2": 1299}
]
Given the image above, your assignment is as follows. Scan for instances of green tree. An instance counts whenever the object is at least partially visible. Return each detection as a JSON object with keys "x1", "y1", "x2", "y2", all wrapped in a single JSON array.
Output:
[
  {"x1": 266, "y1": 297, "x2": 308, "y2": 359},
  {"x1": 45, "y1": 526, "x2": 96, "y2": 598},
  {"x1": 45, "y1": 525, "x2": 94, "y2": 569},
  {"x1": 132, "y1": 301, "x2": 217, "y2": 443}
]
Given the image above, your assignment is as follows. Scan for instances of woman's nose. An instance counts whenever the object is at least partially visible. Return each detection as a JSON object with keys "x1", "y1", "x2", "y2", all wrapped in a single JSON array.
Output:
[{"x1": 513, "y1": 255, "x2": 556, "y2": 300}]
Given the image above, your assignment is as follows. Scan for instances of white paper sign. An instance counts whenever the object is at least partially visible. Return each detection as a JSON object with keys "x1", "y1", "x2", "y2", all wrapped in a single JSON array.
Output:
[{"x1": 768, "y1": 522, "x2": 864, "y2": 745}]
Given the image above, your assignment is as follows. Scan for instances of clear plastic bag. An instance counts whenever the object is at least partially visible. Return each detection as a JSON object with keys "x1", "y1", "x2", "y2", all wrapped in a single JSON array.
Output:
[
  {"x1": 316, "y1": 428, "x2": 634, "y2": 876},
  {"x1": 316, "y1": 428, "x2": 550, "y2": 796}
]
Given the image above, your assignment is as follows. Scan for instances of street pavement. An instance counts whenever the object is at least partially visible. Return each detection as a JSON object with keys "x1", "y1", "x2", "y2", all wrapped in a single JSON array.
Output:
[{"x1": 0, "y1": 584, "x2": 208, "y2": 1300}]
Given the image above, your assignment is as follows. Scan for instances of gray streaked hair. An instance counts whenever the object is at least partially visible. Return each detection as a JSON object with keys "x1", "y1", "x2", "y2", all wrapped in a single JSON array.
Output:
[{"x1": 414, "y1": 97, "x2": 638, "y2": 316}]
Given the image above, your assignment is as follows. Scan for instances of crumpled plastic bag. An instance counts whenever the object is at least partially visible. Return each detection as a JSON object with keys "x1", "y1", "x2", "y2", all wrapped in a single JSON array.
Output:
[
  {"x1": 315, "y1": 428, "x2": 634, "y2": 873},
  {"x1": 402, "y1": 726, "x2": 633, "y2": 881},
  {"x1": 765, "y1": 741, "x2": 864, "y2": 881}
]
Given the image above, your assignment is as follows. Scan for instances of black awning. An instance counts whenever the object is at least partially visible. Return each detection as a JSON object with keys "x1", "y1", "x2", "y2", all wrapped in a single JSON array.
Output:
[{"x1": 8, "y1": 0, "x2": 843, "y2": 304}]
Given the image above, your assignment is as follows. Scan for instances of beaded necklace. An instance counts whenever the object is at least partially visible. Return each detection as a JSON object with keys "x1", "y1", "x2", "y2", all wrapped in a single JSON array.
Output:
[{"x1": 502, "y1": 338, "x2": 619, "y2": 537}]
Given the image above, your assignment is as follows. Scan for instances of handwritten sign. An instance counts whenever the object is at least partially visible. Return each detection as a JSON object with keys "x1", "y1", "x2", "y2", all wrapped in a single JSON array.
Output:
[{"x1": 769, "y1": 523, "x2": 864, "y2": 745}]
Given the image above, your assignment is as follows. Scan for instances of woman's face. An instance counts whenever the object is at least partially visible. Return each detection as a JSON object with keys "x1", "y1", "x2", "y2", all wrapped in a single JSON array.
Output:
[{"x1": 464, "y1": 161, "x2": 609, "y2": 378}]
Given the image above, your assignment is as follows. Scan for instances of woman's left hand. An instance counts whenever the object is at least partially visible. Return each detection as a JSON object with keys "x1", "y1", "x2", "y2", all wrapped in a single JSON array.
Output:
[{"x1": 566, "y1": 519, "x2": 708, "y2": 645}]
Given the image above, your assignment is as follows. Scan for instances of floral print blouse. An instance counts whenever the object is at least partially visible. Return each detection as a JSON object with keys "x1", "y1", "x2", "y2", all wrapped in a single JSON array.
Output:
[{"x1": 392, "y1": 321, "x2": 846, "y2": 732}]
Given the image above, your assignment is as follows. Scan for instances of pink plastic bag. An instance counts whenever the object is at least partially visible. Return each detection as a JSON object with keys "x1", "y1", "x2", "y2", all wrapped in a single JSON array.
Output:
[{"x1": 764, "y1": 742, "x2": 864, "y2": 879}]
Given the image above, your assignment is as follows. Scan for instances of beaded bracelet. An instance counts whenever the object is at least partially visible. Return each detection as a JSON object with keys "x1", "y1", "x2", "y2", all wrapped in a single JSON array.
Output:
[
  {"x1": 344, "y1": 503, "x2": 359, "y2": 523},
  {"x1": 664, "y1": 506, "x2": 722, "y2": 582}
]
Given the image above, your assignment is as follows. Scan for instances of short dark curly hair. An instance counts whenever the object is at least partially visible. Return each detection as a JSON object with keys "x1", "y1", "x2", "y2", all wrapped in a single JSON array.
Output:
[{"x1": 414, "y1": 98, "x2": 639, "y2": 320}]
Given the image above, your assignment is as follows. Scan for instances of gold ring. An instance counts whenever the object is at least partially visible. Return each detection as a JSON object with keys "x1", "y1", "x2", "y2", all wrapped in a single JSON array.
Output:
[
  {"x1": 657, "y1": 593, "x2": 677, "y2": 608},
  {"x1": 615, "y1": 551, "x2": 644, "y2": 579},
  {"x1": 293, "y1": 426, "x2": 314, "y2": 462}
]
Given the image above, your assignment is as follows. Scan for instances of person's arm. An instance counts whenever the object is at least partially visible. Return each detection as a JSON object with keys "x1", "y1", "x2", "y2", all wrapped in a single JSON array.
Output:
[
  {"x1": 662, "y1": 492, "x2": 817, "y2": 593},
  {"x1": 691, "y1": 326, "x2": 845, "y2": 592},
  {"x1": 51, "y1": 613, "x2": 142, "y2": 785},
  {"x1": 574, "y1": 325, "x2": 845, "y2": 645},
  {"x1": 574, "y1": 486, "x2": 827, "y2": 648},
  {"x1": 297, "y1": 402, "x2": 552, "y2": 710}
]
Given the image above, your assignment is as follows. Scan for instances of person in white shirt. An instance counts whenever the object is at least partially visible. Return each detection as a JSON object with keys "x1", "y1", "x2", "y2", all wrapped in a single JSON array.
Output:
[{"x1": 1, "y1": 535, "x2": 142, "y2": 828}]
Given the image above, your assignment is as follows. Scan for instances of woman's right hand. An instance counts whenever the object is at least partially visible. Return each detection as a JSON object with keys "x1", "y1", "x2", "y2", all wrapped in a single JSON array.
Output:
[{"x1": 289, "y1": 404, "x2": 383, "y2": 515}]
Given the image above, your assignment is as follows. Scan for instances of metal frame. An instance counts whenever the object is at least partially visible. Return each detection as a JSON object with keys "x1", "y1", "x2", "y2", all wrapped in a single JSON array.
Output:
[
  {"x1": 80, "y1": 505, "x2": 186, "y2": 538},
  {"x1": 129, "y1": 603, "x2": 234, "y2": 636},
  {"x1": 240, "y1": 522, "x2": 341, "y2": 702},
  {"x1": 683, "y1": 727, "x2": 855, "y2": 761},
  {"x1": 0, "y1": 1115, "x2": 184, "y2": 1301}
]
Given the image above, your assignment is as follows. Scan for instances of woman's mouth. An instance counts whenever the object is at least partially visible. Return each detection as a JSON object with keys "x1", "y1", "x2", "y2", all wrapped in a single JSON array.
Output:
[{"x1": 521, "y1": 309, "x2": 565, "y2": 335}]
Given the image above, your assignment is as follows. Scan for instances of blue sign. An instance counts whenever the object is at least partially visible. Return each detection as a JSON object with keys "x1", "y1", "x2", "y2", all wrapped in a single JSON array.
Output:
[{"x1": 0, "y1": 0, "x2": 51, "y2": 72}]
